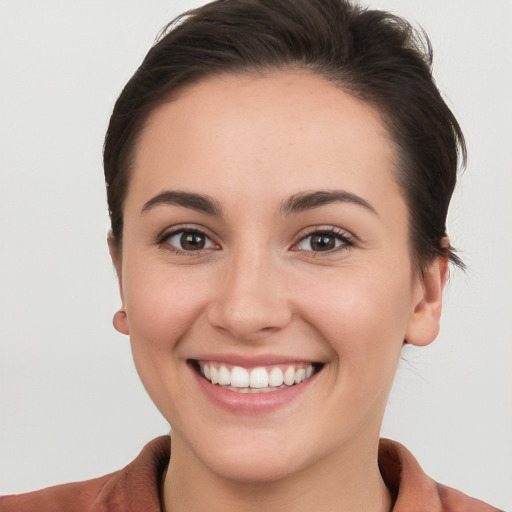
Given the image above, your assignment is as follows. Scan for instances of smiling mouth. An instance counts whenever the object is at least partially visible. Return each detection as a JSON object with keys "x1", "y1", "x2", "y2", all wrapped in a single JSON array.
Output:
[{"x1": 191, "y1": 360, "x2": 323, "y2": 393}]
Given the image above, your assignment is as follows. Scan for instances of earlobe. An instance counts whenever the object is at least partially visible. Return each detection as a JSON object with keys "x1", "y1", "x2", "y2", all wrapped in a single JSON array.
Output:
[
  {"x1": 113, "y1": 309, "x2": 130, "y2": 335},
  {"x1": 405, "y1": 256, "x2": 449, "y2": 347}
]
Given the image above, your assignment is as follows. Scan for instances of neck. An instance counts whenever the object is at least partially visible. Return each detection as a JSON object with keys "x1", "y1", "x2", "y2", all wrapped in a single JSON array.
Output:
[{"x1": 162, "y1": 432, "x2": 393, "y2": 512}]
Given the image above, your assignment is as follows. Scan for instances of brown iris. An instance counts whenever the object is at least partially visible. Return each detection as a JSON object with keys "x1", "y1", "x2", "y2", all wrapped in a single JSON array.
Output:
[
  {"x1": 180, "y1": 232, "x2": 206, "y2": 250},
  {"x1": 309, "y1": 234, "x2": 336, "y2": 251}
]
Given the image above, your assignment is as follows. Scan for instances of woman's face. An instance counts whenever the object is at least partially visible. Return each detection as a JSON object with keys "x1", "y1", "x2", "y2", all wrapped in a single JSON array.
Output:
[{"x1": 112, "y1": 71, "x2": 445, "y2": 482}]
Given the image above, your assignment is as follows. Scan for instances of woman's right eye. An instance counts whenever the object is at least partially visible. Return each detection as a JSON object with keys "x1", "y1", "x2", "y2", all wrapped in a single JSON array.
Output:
[{"x1": 162, "y1": 230, "x2": 215, "y2": 253}]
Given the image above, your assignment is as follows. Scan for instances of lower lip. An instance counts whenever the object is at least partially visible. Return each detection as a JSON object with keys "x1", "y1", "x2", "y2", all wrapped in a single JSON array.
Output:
[{"x1": 191, "y1": 364, "x2": 320, "y2": 414}]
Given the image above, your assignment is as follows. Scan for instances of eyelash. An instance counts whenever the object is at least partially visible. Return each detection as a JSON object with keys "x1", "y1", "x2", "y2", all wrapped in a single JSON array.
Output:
[
  {"x1": 156, "y1": 226, "x2": 354, "y2": 256},
  {"x1": 292, "y1": 227, "x2": 354, "y2": 256},
  {"x1": 157, "y1": 226, "x2": 218, "y2": 256}
]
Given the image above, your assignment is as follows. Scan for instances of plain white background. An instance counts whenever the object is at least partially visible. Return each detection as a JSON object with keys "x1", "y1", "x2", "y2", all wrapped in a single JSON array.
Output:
[{"x1": 0, "y1": 0, "x2": 511, "y2": 509}]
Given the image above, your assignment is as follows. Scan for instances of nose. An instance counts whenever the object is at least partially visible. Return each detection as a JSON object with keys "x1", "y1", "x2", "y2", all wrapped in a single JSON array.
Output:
[{"x1": 206, "y1": 246, "x2": 293, "y2": 341}]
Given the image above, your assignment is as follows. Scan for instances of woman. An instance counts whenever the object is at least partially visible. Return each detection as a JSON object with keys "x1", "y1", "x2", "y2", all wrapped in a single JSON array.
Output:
[{"x1": 0, "y1": 0, "x2": 507, "y2": 510}]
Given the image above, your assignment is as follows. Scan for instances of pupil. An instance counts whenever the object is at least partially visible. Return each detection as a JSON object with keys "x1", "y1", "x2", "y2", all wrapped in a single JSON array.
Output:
[
  {"x1": 181, "y1": 232, "x2": 204, "y2": 250},
  {"x1": 311, "y1": 234, "x2": 334, "y2": 251}
]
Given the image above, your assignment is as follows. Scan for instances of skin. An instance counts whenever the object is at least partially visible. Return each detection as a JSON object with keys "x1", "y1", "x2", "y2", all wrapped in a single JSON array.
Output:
[{"x1": 109, "y1": 71, "x2": 447, "y2": 512}]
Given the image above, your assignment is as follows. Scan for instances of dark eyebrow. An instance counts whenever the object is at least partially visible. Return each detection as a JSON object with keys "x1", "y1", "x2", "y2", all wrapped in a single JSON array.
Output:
[
  {"x1": 141, "y1": 190, "x2": 222, "y2": 217},
  {"x1": 280, "y1": 190, "x2": 378, "y2": 216}
]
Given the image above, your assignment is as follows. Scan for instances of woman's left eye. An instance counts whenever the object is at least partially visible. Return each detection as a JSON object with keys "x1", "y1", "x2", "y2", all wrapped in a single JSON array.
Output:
[
  {"x1": 163, "y1": 230, "x2": 215, "y2": 252},
  {"x1": 295, "y1": 230, "x2": 352, "y2": 253}
]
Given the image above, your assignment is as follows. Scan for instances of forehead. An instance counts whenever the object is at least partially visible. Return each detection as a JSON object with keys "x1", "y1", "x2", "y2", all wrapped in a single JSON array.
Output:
[{"x1": 128, "y1": 70, "x2": 401, "y2": 213}]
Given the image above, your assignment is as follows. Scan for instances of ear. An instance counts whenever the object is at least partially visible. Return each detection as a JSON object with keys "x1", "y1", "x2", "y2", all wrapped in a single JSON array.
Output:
[
  {"x1": 405, "y1": 254, "x2": 449, "y2": 347},
  {"x1": 107, "y1": 231, "x2": 130, "y2": 335},
  {"x1": 107, "y1": 230, "x2": 122, "y2": 279}
]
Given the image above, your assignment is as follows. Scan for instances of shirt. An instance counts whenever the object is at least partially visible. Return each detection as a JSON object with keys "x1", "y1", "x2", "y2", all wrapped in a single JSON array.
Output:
[{"x1": 0, "y1": 436, "x2": 503, "y2": 511}]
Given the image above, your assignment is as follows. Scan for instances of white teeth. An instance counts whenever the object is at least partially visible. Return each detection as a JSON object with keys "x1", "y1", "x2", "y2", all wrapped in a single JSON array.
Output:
[
  {"x1": 295, "y1": 368, "x2": 306, "y2": 384},
  {"x1": 230, "y1": 366, "x2": 250, "y2": 387},
  {"x1": 199, "y1": 361, "x2": 317, "y2": 392},
  {"x1": 283, "y1": 366, "x2": 295, "y2": 386},
  {"x1": 268, "y1": 367, "x2": 284, "y2": 387},
  {"x1": 249, "y1": 367, "x2": 269, "y2": 388},
  {"x1": 218, "y1": 365, "x2": 230, "y2": 386}
]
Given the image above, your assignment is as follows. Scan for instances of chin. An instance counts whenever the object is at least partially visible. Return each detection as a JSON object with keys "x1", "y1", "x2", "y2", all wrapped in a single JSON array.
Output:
[
  {"x1": 203, "y1": 447, "x2": 309, "y2": 484},
  {"x1": 179, "y1": 423, "x2": 326, "y2": 485}
]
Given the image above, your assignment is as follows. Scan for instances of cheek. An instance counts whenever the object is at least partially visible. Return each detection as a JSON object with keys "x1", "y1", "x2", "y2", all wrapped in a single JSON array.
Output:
[
  {"x1": 298, "y1": 265, "x2": 413, "y2": 368},
  {"x1": 121, "y1": 261, "x2": 213, "y2": 405},
  {"x1": 122, "y1": 261, "x2": 208, "y2": 347},
  {"x1": 122, "y1": 263, "x2": 213, "y2": 422}
]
